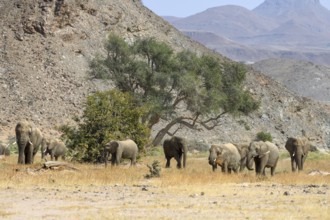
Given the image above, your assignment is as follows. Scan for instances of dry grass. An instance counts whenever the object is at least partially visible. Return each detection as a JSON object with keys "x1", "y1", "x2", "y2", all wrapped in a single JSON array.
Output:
[
  {"x1": 0, "y1": 151, "x2": 329, "y2": 219},
  {"x1": 0, "y1": 151, "x2": 329, "y2": 189}
]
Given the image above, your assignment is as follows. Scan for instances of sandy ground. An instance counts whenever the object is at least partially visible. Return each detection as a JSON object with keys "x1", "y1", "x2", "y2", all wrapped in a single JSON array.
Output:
[{"x1": 0, "y1": 180, "x2": 329, "y2": 219}]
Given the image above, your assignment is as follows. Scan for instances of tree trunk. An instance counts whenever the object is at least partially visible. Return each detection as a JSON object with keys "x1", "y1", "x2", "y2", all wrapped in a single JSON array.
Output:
[{"x1": 152, "y1": 119, "x2": 179, "y2": 146}]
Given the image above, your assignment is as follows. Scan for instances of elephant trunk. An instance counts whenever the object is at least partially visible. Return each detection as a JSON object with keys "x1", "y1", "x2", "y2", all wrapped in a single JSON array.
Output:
[
  {"x1": 17, "y1": 138, "x2": 29, "y2": 164},
  {"x1": 296, "y1": 154, "x2": 303, "y2": 171},
  {"x1": 208, "y1": 154, "x2": 217, "y2": 171},
  {"x1": 246, "y1": 153, "x2": 254, "y2": 170}
]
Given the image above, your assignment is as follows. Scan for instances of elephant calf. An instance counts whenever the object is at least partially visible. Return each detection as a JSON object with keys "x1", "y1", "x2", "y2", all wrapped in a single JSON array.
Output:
[
  {"x1": 104, "y1": 139, "x2": 138, "y2": 167},
  {"x1": 41, "y1": 138, "x2": 67, "y2": 161},
  {"x1": 235, "y1": 143, "x2": 250, "y2": 172},
  {"x1": 209, "y1": 143, "x2": 241, "y2": 173}
]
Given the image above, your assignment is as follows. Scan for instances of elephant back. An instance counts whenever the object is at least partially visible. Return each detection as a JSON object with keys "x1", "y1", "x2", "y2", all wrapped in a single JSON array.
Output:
[
  {"x1": 215, "y1": 143, "x2": 241, "y2": 170},
  {"x1": 117, "y1": 139, "x2": 138, "y2": 160},
  {"x1": 222, "y1": 143, "x2": 240, "y2": 159}
]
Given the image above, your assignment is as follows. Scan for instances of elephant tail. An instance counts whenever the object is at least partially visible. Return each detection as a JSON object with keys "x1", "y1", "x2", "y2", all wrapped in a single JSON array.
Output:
[{"x1": 183, "y1": 147, "x2": 187, "y2": 168}]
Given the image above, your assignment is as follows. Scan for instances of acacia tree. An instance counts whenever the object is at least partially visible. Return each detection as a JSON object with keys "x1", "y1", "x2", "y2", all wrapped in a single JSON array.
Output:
[{"x1": 90, "y1": 35, "x2": 259, "y2": 146}]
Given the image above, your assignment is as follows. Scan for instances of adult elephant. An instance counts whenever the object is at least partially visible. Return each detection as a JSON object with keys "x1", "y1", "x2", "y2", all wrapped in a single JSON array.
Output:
[
  {"x1": 0, "y1": 144, "x2": 10, "y2": 156},
  {"x1": 235, "y1": 143, "x2": 250, "y2": 172},
  {"x1": 209, "y1": 143, "x2": 241, "y2": 173},
  {"x1": 104, "y1": 139, "x2": 138, "y2": 167},
  {"x1": 41, "y1": 138, "x2": 67, "y2": 161},
  {"x1": 285, "y1": 137, "x2": 310, "y2": 172},
  {"x1": 15, "y1": 121, "x2": 43, "y2": 164},
  {"x1": 163, "y1": 136, "x2": 187, "y2": 169},
  {"x1": 247, "y1": 141, "x2": 279, "y2": 176}
]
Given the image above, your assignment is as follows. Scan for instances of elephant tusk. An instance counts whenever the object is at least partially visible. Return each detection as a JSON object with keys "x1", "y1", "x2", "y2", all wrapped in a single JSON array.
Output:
[
  {"x1": 259, "y1": 151, "x2": 270, "y2": 158},
  {"x1": 292, "y1": 153, "x2": 295, "y2": 157},
  {"x1": 28, "y1": 141, "x2": 33, "y2": 145}
]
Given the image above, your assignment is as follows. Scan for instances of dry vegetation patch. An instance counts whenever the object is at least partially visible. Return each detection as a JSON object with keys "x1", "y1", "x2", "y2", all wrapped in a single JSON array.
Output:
[{"x1": 0, "y1": 152, "x2": 329, "y2": 219}]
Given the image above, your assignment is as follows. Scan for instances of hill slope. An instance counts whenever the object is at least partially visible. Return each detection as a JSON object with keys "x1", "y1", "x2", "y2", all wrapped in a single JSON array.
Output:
[
  {"x1": 0, "y1": 0, "x2": 329, "y2": 150},
  {"x1": 252, "y1": 59, "x2": 330, "y2": 102}
]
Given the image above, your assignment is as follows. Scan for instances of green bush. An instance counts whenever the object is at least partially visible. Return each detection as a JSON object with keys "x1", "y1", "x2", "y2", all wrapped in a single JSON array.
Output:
[
  {"x1": 256, "y1": 131, "x2": 273, "y2": 142},
  {"x1": 60, "y1": 89, "x2": 151, "y2": 163}
]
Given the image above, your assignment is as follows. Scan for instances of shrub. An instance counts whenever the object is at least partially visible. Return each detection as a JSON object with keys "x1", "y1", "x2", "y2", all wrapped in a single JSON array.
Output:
[{"x1": 256, "y1": 131, "x2": 273, "y2": 142}]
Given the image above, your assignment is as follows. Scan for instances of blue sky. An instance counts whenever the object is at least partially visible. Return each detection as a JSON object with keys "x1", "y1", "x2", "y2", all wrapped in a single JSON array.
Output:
[{"x1": 143, "y1": 0, "x2": 330, "y2": 17}]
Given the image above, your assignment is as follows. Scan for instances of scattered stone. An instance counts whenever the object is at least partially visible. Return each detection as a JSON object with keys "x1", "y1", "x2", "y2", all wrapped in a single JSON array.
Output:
[{"x1": 283, "y1": 191, "x2": 290, "y2": 196}]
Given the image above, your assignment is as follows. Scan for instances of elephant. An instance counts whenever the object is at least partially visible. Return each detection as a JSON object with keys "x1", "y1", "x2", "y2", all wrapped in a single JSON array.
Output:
[
  {"x1": 0, "y1": 144, "x2": 10, "y2": 156},
  {"x1": 104, "y1": 139, "x2": 138, "y2": 167},
  {"x1": 247, "y1": 141, "x2": 279, "y2": 176},
  {"x1": 285, "y1": 137, "x2": 310, "y2": 172},
  {"x1": 15, "y1": 121, "x2": 43, "y2": 164},
  {"x1": 41, "y1": 137, "x2": 67, "y2": 161},
  {"x1": 209, "y1": 143, "x2": 241, "y2": 173},
  {"x1": 163, "y1": 136, "x2": 188, "y2": 169},
  {"x1": 235, "y1": 143, "x2": 250, "y2": 172}
]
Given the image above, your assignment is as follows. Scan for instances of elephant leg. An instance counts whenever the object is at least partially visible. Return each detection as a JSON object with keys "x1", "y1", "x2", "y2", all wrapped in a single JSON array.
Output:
[
  {"x1": 55, "y1": 156, "x2": 58, "y2": 161},
  {"x1": 260, "y1": 162, "x2": 267, "y2": 176},
  {"x1": 165, "y1": 157, "x2": 171, "y2": 168},
  {"x1": 131, "y1": 157, "x2": 136, "y2": 166},
  {"x1": 254, "y1": 158, "x2": 260, "y2": 175},
  {"x1": 175, "y1": 154, "x2": 182, "y2": 169},
  {"x1": 25, "y1": 144, "x2": 33, "y2": 164},
  {"x1": 116, "y1": 152, "x2": 122, "y2": 165},
  {"x1": 51, "y1": 153, "x2": 55, "y2": 161},
  {"x1": 18, "y1": 147, "x2": 25, "y2": 164},
  {"x1": 221, "y1": 165, "x2": 225, "y2": 173},
  {"x1": 270, "y1": 167, "x2": 275, "y2": 176},
  {"x1": 111, "y1": 153, "x2": 116, "y2": 165},
  {"x1": 271, "y1": 158, "x2": 278, "y2": 176},
  {"x1": 223, "y1": 162, "x2": 228, "y2": 173}
]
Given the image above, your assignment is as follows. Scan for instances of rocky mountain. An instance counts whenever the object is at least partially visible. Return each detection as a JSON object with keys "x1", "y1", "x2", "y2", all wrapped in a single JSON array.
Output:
[
  {"x1": 252, "y1": 59, "x2": 330, "y2": 102},
  {"x1": 0, "y1": 0, "x2": 330, "y2": 150},
  {"x1": 165, "y1": 0, "x2": 330, "y2": 66}
]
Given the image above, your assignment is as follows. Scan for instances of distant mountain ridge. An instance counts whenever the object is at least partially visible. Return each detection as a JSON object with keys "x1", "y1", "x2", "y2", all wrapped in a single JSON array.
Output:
[{"x1": 165, "y1": 0, "x2": 330, "y2": 66}]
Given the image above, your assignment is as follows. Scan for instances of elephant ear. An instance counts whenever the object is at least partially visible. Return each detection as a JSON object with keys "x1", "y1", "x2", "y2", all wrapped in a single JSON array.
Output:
[{"x1": 109, "y1": 141, "x2": 119, "y2": 151}]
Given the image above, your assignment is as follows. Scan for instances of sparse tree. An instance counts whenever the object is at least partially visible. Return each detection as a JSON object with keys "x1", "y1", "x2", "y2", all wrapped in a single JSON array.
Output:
[{"x1": 90, "y1": 34, "x2": 259, "y2": 146}]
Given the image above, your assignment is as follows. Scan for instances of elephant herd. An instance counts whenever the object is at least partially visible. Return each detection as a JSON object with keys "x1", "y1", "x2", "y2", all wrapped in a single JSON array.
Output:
[
  {"x1": 163, "y1": 136, "x2": 311, "y2": 176},
  {"x1": 11, "y1": 121, "x2": 312, "y2": 176}
]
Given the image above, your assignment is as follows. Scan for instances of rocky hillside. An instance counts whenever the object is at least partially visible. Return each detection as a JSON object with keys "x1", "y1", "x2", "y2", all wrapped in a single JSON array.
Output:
[
  {"x1": 0, "y1": 0, "x2": 329, "y2": 150},
  {"x1": 252, "y1": 59, "x2": 330, "y2": 103}
]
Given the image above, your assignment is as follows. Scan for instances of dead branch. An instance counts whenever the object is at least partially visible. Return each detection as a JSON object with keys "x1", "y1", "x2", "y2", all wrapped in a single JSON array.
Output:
[{"x1": 42, "y1": 161, "x2": 79, "y2": 171}]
